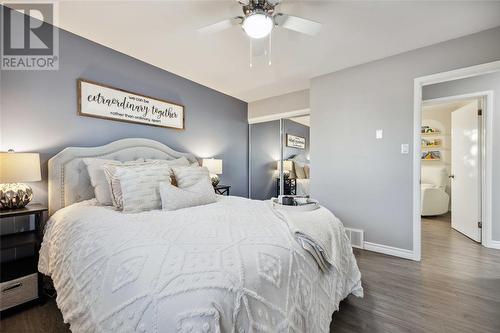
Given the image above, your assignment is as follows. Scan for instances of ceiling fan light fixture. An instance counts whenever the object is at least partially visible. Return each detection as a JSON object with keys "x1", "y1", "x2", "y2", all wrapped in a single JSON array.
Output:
[{"x1": 242, "y1": 12, "x2": 274, "y2": 39}]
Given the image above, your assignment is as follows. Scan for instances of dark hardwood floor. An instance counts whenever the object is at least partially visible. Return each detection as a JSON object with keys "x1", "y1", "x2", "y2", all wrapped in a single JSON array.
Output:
[
  {"x1": 332, "y1": 214, "x2": 500, "y2": 333},
  {"x1": 1, "y1": 214, "x2": 499, "y2": 332}
]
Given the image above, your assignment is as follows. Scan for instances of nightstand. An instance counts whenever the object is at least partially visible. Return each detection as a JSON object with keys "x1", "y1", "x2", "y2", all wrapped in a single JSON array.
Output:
[
  {"x1": 0, "y1": 204, "x2": 47, "y2": 313},
  {"x1": 276, "y1": 178, "x2": 297, "y2": 196},
  {"x1": 214, "y1": 185, "x2": 231, "y2": 196}
]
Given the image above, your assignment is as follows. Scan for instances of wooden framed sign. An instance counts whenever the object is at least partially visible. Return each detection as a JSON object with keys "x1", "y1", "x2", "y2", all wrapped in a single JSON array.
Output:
[
  {"x1": 286, "y1": 134, "x2": 306, "y2": 149},
  {"x1": 77, "y1": 79, "x2": 184, "y2": 130}
]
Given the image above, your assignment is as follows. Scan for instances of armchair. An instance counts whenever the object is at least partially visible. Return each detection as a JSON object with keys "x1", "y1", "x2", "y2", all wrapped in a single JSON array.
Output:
[{"x1": 421, "y1": 165, "x2": 450, "y2": 216}]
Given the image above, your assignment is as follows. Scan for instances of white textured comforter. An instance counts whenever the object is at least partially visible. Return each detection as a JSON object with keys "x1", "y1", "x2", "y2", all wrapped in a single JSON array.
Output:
[{"x1": 39, "y1": 196, "x2": 362, "y2": 333}]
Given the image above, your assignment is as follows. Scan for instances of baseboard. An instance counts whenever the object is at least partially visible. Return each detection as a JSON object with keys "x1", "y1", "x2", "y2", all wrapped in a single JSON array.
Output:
[
  {"x1": 363, "y1": 241, "x2": 416, "y2": 260},
  {"x1": 484, "y1": 240, "x2": 500, "y2": 250}
]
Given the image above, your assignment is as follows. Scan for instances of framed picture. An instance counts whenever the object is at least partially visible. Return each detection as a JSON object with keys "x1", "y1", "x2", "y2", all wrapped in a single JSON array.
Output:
[
  {"x1": 77, "y1": 79, "x2": 184, "y2": 130},
  {"x1": 286, "y1": 134, "x2": 306, "y2": 149}
]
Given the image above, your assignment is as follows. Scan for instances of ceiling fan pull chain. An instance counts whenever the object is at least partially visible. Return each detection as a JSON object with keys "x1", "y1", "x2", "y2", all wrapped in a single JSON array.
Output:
[
  {"x1": 268, "y1": 30, "x2": 272, "y2": 66},
  {"x1": 249, "y1": 38, "x2": 253, "y2": 68}
]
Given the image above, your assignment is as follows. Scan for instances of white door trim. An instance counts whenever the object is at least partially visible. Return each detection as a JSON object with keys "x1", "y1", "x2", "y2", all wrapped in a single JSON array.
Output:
[
  {"x1": 248, "y1": 108, "x2": 310, "y2": 124},
  {"x1": 413, "y1": 60, "x2": 500, "y2": 261}
]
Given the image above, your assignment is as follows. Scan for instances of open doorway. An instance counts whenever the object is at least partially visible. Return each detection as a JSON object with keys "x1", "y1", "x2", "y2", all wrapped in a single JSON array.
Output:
[
  {"x1": 421, "y1": 96, "x2": 485, "y2": 244},
  {"x1": 413, "y1": 63, "x2": 500, "y2": 261}
]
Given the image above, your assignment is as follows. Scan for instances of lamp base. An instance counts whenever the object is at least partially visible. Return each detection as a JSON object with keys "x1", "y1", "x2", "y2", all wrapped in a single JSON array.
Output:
[
  {"x1": 210, "y1": 174, "x2": 220, "y2": 187},
  {"x1": 0, "y1": 183, "x2": 33, "y2": 210}
]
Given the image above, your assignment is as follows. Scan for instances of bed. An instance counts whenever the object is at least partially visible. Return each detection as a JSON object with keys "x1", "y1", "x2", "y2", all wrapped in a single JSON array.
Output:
[{"x1": 39, "y1": 138, "x2": 362, "y2": 332}]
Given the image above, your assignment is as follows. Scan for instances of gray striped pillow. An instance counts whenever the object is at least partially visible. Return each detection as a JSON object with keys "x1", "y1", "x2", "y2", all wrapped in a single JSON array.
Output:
[
  {"x1": 172, "y1": 165, "x2": 211, "y2": 188},
  {"x1": 115, "y1": 165, "x2": 172, "y2": 213}
]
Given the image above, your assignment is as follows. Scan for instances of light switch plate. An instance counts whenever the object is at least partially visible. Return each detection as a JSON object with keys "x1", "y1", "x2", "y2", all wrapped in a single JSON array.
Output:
[
  {"x1": 401, "y1": 144, "x2": 409, "y2": 154},
  {"x1": 376, "y1": 129, "x2": 383, "y2": 139}
]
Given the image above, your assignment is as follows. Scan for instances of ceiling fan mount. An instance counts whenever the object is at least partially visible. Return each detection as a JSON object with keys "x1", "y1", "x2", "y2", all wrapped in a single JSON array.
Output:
[{"x1": 240, "y1": 0, "x2": 279, "y2": 17}]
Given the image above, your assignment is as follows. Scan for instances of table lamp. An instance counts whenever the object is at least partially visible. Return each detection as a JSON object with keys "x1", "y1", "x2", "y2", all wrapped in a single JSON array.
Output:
[
  {"x1": 277, "y1": 160, "x2": 293, "y2": 178},
  {"x1": 0, "y1": 150, "x2": 41, "y2": 209},
  {"x1": 202, "y1": 158, "x2": 223, "y2": 186}
]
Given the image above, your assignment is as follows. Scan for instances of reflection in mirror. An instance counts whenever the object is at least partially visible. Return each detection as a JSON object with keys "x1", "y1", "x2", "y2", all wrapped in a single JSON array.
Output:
[
  {"x1": 282, "y1": 115, "x2": 310, "y2": 197},
  {"x1": 249, "y1": 120, "x2": 281, "y2": 200},
  {"x1": 249, "y1": 114, "x2": 310, "y2": 200}
]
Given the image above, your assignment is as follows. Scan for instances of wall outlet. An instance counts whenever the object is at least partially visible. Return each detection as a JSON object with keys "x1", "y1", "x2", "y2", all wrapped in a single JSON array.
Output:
[
  {"x1": 401, "y1": 144, "x2": 409, "y2": 154},
  {"x1": 376, "y1": 129, "x2": 383, "y2": 139}
]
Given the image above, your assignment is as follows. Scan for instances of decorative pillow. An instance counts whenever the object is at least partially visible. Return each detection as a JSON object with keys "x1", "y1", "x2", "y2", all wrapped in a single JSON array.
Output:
[
  {"x1": 172, "y1": 165, "x2": 211, "y2": 188},
  {"x1": 102, "y1": 161, "x2": 173, "y2": 210},
  {"x1": 115, "y1": 164, "x2": 172, "y2": 213},
  {"x1": 160, "y1": 177, "x2": 217, "y2": 211},
  {"x1": 294, "y1": 162, "x2": 306, "y2": 179},
  {"x1": 83, "y1": 158, "x2": 145, "y2": 205},
  {"x1": 303, "y1": 164, "x2": 310, "y2": 179}
]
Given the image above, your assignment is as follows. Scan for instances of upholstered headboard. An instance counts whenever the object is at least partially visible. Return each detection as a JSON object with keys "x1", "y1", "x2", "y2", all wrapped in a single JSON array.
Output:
[{"x1": 48, "y1": 138, "x2": 197, "y2": 215}]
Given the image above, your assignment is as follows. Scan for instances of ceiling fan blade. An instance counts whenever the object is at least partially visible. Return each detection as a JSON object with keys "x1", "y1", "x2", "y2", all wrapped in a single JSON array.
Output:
[
  {"x1": 198, "y1": 17, "x2": 243, "y2": 35},
  {"x1": 274, "y1": 13, "x2": 321, "y2": 36}
]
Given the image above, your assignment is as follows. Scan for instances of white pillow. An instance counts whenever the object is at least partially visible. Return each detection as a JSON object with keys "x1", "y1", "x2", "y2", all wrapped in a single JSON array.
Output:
[
  {"x1": 172, "y1": 165, "x2": 211, "y2": 188},
  {"x1": 115, "y1": 164, "x2": 172, "y2": 213},
  {"x1": 303, "y1": 164, "x2": 310, "y2": 179},
  {"x1": 102, "y1": 161, "x2": 174, "y2": 210},
  {"x1": 160, "y1": 177, "x2": 217, "y2": 211},
  {"x1": 83, "y1": 158, "x2": 144, "y2": 205},
  {"x1": 294, "y1": 162, "x2": 306, "y2": 179}
]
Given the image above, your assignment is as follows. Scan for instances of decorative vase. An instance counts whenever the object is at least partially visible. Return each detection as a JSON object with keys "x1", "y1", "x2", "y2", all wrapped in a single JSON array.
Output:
[
  {"x1": 211, "y1": 175, "x2": 220, "y2": 187},
  {"x1": 0, "y1": 183, "x2": 33, "y2": 210}
]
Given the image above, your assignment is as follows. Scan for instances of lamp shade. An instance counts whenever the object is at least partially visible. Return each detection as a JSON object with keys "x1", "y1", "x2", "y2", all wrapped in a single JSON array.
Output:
[
  {"x1": 0, "y1": 152, "x2": 41, "y2": 183},
  {"x1": 202, "y1": 158, "x2": 222, "y2": 175},
  {"x1": 277, "y1": 160, "x2": 293, "y2": 173}
]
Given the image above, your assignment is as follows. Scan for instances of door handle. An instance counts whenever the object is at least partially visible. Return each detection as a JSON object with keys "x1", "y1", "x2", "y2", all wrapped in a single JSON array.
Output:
[{"x1": 449, "y1": 175, "x2": 455, "y2": 179}]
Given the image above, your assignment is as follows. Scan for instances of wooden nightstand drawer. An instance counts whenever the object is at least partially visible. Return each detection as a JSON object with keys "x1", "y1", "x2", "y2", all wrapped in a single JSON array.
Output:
[{"x1": 0, "y1": 273, "x2": 38, "y2": 311}]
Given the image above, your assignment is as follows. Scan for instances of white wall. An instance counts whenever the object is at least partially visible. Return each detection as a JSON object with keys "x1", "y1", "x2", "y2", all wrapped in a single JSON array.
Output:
[
  {"x1": 248, "y1": 89, "x2": 309, "y2": 120},
  {"x1": 310, "y1": 27, "x2": 500, "y2": 251}
]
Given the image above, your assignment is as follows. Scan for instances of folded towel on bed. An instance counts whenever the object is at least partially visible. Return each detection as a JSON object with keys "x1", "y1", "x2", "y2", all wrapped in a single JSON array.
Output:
[{"x1": 272, "y1": 205, "x2": 346, "y2": 273}]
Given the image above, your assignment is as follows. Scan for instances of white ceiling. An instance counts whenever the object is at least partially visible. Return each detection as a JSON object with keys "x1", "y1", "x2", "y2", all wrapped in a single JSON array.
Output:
[
  {"x1": 34, "y1": 1, "x2": 500, "y2": 101},
  {"x1": 423, "y1": 100, "x2": 475, "y2": 114},
  {"x1": 289, "y1": 115, "x2": 310, "y2": 127}
]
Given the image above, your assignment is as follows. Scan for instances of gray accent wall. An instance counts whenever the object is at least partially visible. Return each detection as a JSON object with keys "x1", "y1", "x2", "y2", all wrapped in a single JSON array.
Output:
[
  {"x1": 0, "y1": 19, "x2": 248, "y2": 205},
  {"x1": 249, "y1": 120, "x2": 280, "y2": 200},
  {"x1": 310, "y1": 27, "x2": 500, "y2": 250},
  {"x1": 423, "y1": 72, "x2": 500, "y2": 242}
]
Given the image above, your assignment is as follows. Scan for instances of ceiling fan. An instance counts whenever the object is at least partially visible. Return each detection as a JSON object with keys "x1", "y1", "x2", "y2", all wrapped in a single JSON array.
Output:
[{"x1": 198, "y1": 0, "x2": 322, "y2": 39}]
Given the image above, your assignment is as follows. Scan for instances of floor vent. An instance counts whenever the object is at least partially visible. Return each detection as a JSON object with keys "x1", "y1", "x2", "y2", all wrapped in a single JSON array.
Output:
[{"x1": 345, "y1": 228, "x2": 364, "y2": 249}]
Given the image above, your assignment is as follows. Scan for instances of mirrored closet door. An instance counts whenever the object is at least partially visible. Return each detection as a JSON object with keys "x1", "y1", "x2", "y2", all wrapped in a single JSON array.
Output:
[
  {"x1": 249, "y1": 114, "x2": 310, "y2": 199},
  {"x1": 281, "y1": 115, "x2": 310, "y2": 197},
  {"x1": 249, "y1": 120, "x2": 281, "y2": 200}
]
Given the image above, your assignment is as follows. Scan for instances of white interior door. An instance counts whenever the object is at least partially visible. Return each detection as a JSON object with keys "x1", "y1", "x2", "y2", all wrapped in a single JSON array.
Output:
[{"x1": 451, "y1": 101, "x2": 481, "y2": 242}]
